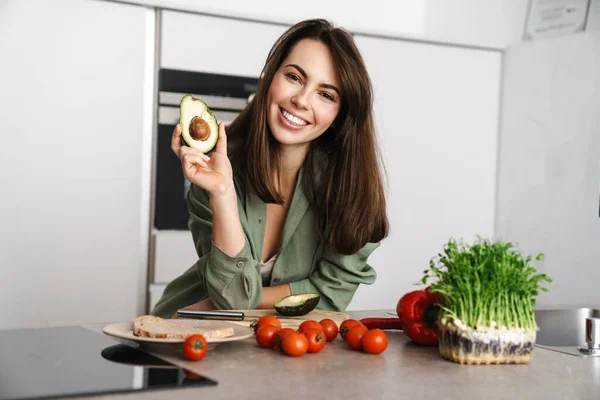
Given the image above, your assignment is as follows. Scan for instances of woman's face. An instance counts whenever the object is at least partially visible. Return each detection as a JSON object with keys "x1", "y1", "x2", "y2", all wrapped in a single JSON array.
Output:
[{"x1": 267, "y1": 39, "x2": 341, "y2": 150}]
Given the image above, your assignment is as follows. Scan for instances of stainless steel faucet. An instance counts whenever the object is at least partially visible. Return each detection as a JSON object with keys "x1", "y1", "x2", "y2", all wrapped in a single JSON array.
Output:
[{"x1": 579, "y1": 317, "x2": 600, "y2": 355}]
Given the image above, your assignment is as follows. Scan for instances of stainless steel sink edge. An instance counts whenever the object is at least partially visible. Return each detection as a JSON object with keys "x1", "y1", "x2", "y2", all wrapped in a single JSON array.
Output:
[
  {"x1": 534, "y1": 307, "x2": 600, "y2": 357},
  {"x1": 534, "y1": 344, "x2": 590, "y2": 357}
]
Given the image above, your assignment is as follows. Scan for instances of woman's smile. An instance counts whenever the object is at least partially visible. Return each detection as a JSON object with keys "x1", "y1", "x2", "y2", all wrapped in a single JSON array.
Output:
[{"x1": 279, "y1": 107, "x2": 310, "y2": 130}]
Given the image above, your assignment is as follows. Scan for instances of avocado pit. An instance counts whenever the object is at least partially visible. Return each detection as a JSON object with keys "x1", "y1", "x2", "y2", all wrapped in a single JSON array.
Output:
[{"x1": 189, "y1": 116, "x2": 210, "y2": 141}]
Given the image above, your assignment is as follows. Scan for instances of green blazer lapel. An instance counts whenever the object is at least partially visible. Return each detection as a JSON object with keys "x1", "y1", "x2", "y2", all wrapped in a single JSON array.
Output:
[{"x1": 279, "y1": 169, "x2": 310, "y2": 255}]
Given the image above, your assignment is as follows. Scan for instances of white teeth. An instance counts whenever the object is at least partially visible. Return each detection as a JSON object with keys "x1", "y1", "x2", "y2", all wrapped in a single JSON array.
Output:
[{"x1": 281, "y1": 109, "x2": 308, "y2": 126}]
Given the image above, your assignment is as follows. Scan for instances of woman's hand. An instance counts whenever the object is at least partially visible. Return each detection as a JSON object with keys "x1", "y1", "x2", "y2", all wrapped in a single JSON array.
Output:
[{"x1": 171, "y1": 122, "x2": 234, "y2": 198}]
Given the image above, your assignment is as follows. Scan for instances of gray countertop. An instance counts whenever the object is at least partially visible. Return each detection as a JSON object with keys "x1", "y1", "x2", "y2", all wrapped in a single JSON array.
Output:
[{"x1": 81, "y1": 310, "x2": 600, "y2": 400}]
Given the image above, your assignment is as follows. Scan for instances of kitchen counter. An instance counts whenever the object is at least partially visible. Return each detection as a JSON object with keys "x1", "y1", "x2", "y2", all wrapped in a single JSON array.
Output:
[{"x1": 81, "y1": 310, "x2": 600, "y2": 400}]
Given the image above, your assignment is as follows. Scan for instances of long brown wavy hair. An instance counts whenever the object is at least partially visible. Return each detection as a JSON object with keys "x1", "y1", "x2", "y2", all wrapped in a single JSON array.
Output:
[{"x1": 228, "y1": 19, "x2": 388, "y2": 255}]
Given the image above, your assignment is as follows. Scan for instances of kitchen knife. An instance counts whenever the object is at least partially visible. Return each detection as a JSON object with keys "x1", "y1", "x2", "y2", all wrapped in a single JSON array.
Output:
[{"x1": 176, "y1": 309, "x2": 265, "y2": 320}]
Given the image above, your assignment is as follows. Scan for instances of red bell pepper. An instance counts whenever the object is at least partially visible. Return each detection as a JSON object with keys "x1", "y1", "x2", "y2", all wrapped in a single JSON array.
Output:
[{"x1": 396, "y1": 286, "x2": 440, "y2": 346}]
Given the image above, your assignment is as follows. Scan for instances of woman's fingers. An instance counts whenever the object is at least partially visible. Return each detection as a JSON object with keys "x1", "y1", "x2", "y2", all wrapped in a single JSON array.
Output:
[
  {"x1": 215, "y1": 122, "x2": 228, "y2": 155},
  {"x1": 181, "y1": 152, "x2": 209, "y2": 172},
  {"x1": 171, "y1": 124, "x2": 183, "y2": 156},
  {"x1": 180, "y1": 146, "x2": 210, "y2": 161}
]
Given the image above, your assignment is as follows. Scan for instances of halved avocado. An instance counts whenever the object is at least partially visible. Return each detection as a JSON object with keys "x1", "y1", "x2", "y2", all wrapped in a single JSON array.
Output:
[
  {"x1": 273, "y1": 293, "x2": 321, "y2": 317},
  {"x1": 179, "y1": 94, "x2": 218, "y2": 153}
]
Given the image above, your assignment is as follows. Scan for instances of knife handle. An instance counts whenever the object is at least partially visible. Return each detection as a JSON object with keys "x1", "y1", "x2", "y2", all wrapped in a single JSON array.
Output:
[{"x1": 176, "y1": 309, "x2": 245, "y2": 320}]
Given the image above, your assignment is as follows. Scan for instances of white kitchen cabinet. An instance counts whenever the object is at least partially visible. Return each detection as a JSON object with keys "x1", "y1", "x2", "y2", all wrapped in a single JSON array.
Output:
[
  {"x1": 349, "y1": 36, "x2": 502, "y2": 310},
  {"x1": 160, "y1": 10, "x2": 288, "y2": 76},
  {"x1": 0, "y1": 0, "x2": 154, "y2": 329}
]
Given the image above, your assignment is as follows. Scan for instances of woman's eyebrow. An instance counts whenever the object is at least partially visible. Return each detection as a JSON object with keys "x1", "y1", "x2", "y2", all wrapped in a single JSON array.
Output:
[{"x1": 285, "y1": 63, "x2": 340, "y2": 96}]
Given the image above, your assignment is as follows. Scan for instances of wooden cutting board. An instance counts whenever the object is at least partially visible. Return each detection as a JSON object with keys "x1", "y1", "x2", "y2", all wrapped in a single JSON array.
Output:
[{"x1": 228, "y1": 309, "x2": 349, "y2": 329}]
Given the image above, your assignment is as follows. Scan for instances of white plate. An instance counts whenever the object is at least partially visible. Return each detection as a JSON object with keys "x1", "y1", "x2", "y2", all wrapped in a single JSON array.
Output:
[{"x1": 102, "y1": 319, "x2": 254, "y2": 344}]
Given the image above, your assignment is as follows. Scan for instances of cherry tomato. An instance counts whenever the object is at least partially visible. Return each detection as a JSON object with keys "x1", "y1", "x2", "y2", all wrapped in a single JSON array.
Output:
[
  {"x1": 303, "y1": 328, "x2": 326, "y2": 353},
  {"x1": 255, "y1": 324, "x2": 281, "y2": 348},
  {"x1": 340, "y1": 319, "x2": 363, "y2": 340},
  {"x1": 319, "y1": 319, "x2": 339, "y2": 341},
  {"x1": 362, "y1": 328, "x2": 388, "y2": 354},
  {"x1": 182, "y1": 334, "x2": 208, "y2": 361},
  {"x1": 281, "y1": 332, "x2": 309, "y2": 357},
  {"x1": 251, "y1": 315, "x2": 282, "y2": 333},
  {"x1": 345, "y1": 325, "x2": 369, "y2": 350},
  {"x1": 273, "y1": 328, "x2": 296, "y2": 350},
  {"x1": 298, "y1": 320, "x2": 323, "y2": 335}
]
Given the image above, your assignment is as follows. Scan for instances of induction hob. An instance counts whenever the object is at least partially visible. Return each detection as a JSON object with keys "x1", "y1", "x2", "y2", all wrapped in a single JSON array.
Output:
[{"x1": 0, "y1": 325, "x2": 217, "y2": 400}]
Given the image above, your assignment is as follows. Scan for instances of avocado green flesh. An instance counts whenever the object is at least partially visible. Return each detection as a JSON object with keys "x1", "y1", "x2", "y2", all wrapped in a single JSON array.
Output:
[
  {"x1": 179, "y1": 94, "x2": 218, "y2": 153},
  {"x1": 273, "y1": 293, "x2": 320, "y2": 317}
]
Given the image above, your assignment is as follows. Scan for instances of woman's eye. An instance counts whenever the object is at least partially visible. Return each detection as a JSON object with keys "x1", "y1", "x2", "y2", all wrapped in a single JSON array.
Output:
[
  {"x1": 321, "y1": 92, "x2": 334, "y2": 101},
  {"x1": 287, "y1": 73, "x2": 301, "y2": 82}
]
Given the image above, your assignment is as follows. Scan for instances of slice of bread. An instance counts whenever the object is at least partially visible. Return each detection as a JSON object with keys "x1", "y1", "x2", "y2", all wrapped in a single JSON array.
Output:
[{"x1": 133, "y1": 315, "x2": 234, "y2": 339}]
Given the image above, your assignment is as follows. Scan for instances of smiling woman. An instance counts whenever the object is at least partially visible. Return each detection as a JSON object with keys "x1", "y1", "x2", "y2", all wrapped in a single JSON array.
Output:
[
  {"x1": 267, "y1": 40, "x2": 341, "y2": 147},
  {"x1": 152, "y1": 19, "x2": 389, "y2": 319}
]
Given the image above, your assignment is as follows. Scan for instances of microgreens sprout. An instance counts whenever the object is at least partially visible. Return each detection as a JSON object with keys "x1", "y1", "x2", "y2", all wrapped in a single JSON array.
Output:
[{"x1": 421, "y1": 237, "x2": 552, "y2": 330}]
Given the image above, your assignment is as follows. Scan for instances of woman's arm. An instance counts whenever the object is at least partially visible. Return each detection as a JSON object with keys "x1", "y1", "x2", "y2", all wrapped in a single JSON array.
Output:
[
  {"x1": 210, "y1": 189, "x2": 246, "y2": 257},
  {"x1": 175, "y1": 122, "x2": 246, "y2": 257},
  {"x1": 153, "y1": 124, "x2": 263, "y2": 315},
  {"x1": 152, "y1": 181, "x2": 264, "y2": 317},
  {"x1": 288, "y1": 242, "x2": 380, "y2": 311},
  {"x1": 256, "y1": 285, "x2": 292, "y2": 309},
  {"x1": 251, "y1": 242, "x2": 379, "y2": 311}
]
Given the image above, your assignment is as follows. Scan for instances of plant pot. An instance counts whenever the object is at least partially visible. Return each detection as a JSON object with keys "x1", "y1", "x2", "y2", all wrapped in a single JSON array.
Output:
[{"x1": 438, "y1": 321, "x2": 536, "y2": 365}]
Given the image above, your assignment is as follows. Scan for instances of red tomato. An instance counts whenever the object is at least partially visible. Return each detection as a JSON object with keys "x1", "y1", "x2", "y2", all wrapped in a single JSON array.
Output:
[
  {"x1": 298, "y1": 320, "x2": 323, "y2": 335},
  {"x1": 255, "y1": 325, "x2": 281, "y2": 348},
  {"x1": 182, "y1": 334, "x2": 208, "y2": 361},
  {"x1": 251, "y1": 315, "x2": 282, "y2": 333},
  {"x1": 362, "y1": 329, "x2": 388, "y2": 354},
  {"x1": 281, "y1": 332, "x2": 309, "y2": 357},
  {"x1": 303, "y1": 328, "x2": 326, "y2": 353},
  {"x1": 340, "y1": 319, "x2": 363, "y2": 340},
  {"x1": 273, "y1": 328, "x2": 296, "y2": 350},
  {"x1": 345, "y1": 325, "x2": 369, "y2": 350},
  {"x1": 319, "y1": 319, "x2": 339, "y2": 341}
]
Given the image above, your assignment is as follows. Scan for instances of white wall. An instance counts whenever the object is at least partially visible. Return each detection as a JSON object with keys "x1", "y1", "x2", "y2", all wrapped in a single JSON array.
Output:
[
  {"x1": 423, "y1": 0, "x2": 529, "y2": 47},
  {"x1": 588, "y1": 0, "x2": 600, "y2": 30},
  {"x1": 0, "y1": 0, "x2": 154, "y2": 329},
  {"x1": 422, "y1": 0, "x2": 600, "y2": 46},
  {"x1": 496, "y1": 31, "x2": 600, "y2": 308}
]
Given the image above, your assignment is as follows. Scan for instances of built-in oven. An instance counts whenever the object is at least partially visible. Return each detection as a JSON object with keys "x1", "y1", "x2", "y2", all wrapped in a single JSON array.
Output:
[{"x1": 148, "y1": 68, "x2": 258, "y2": 312}]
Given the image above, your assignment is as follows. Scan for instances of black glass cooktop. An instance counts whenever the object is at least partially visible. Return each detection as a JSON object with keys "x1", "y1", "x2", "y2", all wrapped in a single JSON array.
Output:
[{"x1": 0, "y1": 326, "x2": 217, "y2": 400}]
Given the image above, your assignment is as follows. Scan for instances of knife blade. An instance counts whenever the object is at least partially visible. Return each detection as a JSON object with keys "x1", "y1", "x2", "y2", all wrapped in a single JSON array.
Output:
[{"x1": 176, "y1": 309, "x2": 265, "y2": 320}]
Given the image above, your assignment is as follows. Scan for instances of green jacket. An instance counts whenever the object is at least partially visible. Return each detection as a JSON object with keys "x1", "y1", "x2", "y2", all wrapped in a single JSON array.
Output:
[{"x1": 151, "y1": 171, "x2": 379, "y2": 318}]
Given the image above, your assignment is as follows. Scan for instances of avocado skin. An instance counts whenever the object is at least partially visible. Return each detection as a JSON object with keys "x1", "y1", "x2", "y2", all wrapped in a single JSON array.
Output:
[{"x1": 273, "y1": 294, "x2": 321, "y2": 317}]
